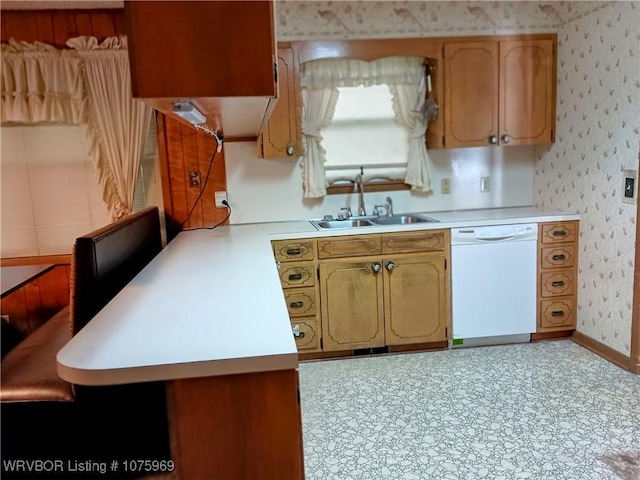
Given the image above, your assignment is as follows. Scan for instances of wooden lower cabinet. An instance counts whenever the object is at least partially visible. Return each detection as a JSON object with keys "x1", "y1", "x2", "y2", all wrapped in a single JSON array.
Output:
[
  {"x1": 384, "y1": 253, "x2": 448, "y2": 345},
  {"x1": 537, "y1": 221, "x2": 579, "y2": 333},
  {"x1": 320, "y1": 252, "x2": 449, "y2": 351},
  {"x1": 319, "y1": 259, "x2": 385, "y2": 351}
]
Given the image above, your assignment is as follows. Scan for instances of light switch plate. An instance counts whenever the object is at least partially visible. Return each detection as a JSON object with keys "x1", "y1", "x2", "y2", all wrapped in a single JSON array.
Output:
[{"x1": 622, "y1": 170, "x2": 637, "y2": 204}]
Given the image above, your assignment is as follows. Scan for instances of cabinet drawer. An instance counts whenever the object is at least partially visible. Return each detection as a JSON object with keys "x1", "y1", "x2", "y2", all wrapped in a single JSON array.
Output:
[
  {"x1": 540, "y1": 222, "x2": 577, "y2": 244},
  {"x1": 284, "y1": 288, "x2": 317, "y2": 317},
  {"x1": 273, "y1": 239, "x2": 315, "y2": 262},
  {"x1": 279, "y1": 264, "x2": 315, "y2": 289},
  {"x1": 382, "y1": 230, "x2": 445, "y2": 254},
  {"x1": 540, "y1": 245, "x2": 576, "y2": 269},
  {"x1": 540, "y1": 270, "x2": 576, "y2": 297},
  {"x1": 291, "y1": 318, "x2": 320, "y2": 351},
  {"x1": 540, "y1": 299, "x2": 576, "y2": 329},
  {"x1": 317, "y1": 235, "x2": 382, "y2": 259}
]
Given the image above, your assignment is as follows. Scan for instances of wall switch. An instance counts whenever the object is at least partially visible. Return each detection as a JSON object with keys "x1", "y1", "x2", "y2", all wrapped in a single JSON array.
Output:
[
  {"x1": 215, "y1": 191, "x2": 228, "y2": 208},
  {"x1": 481, "y1": 176, "x2": 490, "y2": 192},
  {"x1": 441, "y1": 178, "x2": 451, "y2": 194},
  {"x1": 623, "y1": 170, "x2": 637, "y2": 204}
]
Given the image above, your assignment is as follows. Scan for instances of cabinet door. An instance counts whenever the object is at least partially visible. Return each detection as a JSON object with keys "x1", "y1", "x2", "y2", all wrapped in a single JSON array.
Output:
[
  {"x1": 500, "y1": 39, "x2": 555, "y2": 145},
  {"x1": 261, "y1": 46, "x2": 302, "y2": 158},
  {"x1": 384, "y1": 254, "x2": 448, "y2": 345},
  {"x1": 444, "y1": 41, "x2": 499, "y2": 148},
  {"x1": 319, "y1": 260, "x2": 384, "y2": 351}
]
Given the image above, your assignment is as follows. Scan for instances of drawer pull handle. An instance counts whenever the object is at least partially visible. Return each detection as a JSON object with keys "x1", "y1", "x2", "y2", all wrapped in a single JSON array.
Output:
[
  {"x1": 552, "y1": 230, "x2": 567, "y2": 237},
  {"x1": 290, "y1": 301, "x2": 304, "y2": 308},
  {"x1": 551, "y1": 281, "x2": 565, "y2": 287},
  {"x1": 286, "y1": 248, "x2": 302, "y2": 255},
  {"x1": 292, "y1": 325, "x2": 306, "y2": 338},
  {"x1": 288, "y1": 273, "x2": 303, "y2": 281},
  {"x1": 551, "y1": 311, "x2": 565, "y2": 317},
  {"x1": 552, "y1": 254, "x2": 566, "y2": 261}
]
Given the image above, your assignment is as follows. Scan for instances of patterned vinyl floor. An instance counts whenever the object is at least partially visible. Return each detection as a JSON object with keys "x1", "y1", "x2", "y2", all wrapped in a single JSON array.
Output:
[{"x1": 299, "y1": 340, "x2": 640, "y2": 480}]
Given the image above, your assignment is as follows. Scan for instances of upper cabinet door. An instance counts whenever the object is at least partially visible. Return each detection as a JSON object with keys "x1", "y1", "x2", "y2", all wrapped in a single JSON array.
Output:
[
  {"x1": 260, "y1": 46, "x2": 302, "y2": 159},
  {"x1": 444, "y1": 41, "x2": 499, "y2": 148},
  {"x1": 500, "y1": 39, "x2": 556, "y2": 146}
]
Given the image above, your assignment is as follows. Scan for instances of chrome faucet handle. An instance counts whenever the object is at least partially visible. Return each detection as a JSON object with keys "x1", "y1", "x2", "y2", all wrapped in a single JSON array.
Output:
[
  {"x1": 373, "y1": 205, "x2": 387, "y2": 216},
  {"x1": 338, "y1": 207, "x2": 352, "y2": 220},
  {"x1": 385, "y1": 197, "x2": 393, "y2": 216}
]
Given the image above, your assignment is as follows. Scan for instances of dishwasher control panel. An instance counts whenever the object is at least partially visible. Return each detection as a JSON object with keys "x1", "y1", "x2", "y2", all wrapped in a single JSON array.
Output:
[{"x1": 451, "y1": 223, "x2": 538, "y2": 244}]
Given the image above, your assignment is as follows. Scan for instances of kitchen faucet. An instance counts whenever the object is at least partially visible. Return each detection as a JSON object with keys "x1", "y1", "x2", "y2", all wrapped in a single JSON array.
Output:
[
  {"x1": 386, "y1": 196, "x2": 393, "y2": 216},
  {"x1": 354, "y1": 174, "x2": 366, "y2": 216}
]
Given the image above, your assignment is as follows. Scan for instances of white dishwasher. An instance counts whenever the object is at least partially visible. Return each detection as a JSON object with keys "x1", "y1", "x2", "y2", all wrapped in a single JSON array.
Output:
[{"x1": 451, "y1": 223, "x2": 538, "y2": 347}]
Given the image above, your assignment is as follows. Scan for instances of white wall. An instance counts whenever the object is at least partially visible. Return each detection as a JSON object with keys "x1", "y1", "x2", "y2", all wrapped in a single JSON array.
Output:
[
  {"x1": 226, "y1": 144, "x2": 534, "y2": 224},
  {"x1": 533, "y1": 1, "x2": 640, "y2": 356}
]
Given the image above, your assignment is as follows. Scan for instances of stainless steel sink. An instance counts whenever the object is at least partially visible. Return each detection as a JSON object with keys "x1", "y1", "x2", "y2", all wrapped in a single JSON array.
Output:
[
  {"x1": 371, "y1": 214, "x2": 438, "y2": 225},
  {"x1": 312, "y1": 219, "x2": 374, "y2": 229}
]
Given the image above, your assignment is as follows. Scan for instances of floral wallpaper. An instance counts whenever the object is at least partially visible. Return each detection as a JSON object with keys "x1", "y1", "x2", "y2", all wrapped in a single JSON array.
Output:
[
  {"x1": 533, "y1": 2, "x2": 640, "y2": 356},
  {"x1": 276, "y1": 1, "x2": 611, "y2": 40}
]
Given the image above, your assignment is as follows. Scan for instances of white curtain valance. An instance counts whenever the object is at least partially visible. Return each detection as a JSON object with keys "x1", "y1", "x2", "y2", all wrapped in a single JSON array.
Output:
[
  {"x1": 300, "y1": 56, "x2": 424, "y2": 89},
  {"x1": 1, "y1": 39, "x2": 85, "y2": 124}
]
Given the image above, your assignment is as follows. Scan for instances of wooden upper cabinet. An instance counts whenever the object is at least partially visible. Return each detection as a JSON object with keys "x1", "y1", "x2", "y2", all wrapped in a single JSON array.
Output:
[
  {"x1": 443, "y1": 35, "x2": 556, "y2": 148},
  {"x1": 444, "y1": 41, "x2": 499, "y2": 149},
  {"x1": 124, "y1": 1, "x2": 277, "y2": 138},
  {"x1": 500, "y1": 39, "x2": 555, "y2": 146},
  {"x1": 260, "y1": 45, "x2": 303, "y2": 159}
]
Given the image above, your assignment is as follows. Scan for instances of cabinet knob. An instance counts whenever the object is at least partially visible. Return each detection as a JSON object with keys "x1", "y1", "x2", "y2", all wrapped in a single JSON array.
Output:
[
  {"x1": 385, "y1": 261, "x2": 395, "y2": 271},
  {"x1": 501, "y1": 134, "x2": 511, "y2": 144},
  {"x1": 488, "y1": 135, "x2": 498, "y2": 145},
  {"x1": 371, "y1": 262, "x2": 381, "y2": 273},
  {"x1": 286, "y1": 144, "x2": 296, "y2": 156},
  {"x1": 292, "y1": 324, "x2": 306, "y2": 338}
]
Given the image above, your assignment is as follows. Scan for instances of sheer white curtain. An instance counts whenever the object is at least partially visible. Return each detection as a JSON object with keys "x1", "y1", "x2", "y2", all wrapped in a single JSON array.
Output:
[
  {"x1": 68, "y1": 36, "x2": 153, "y2": 220},
  {"x1": 301, "y1": 87, "x2": 339, "y2": 198},
  {"x1": 0, "y1": 39, "x2": 85, "y2": 124},
  {"x1": 389, "y1": 83, "x2": 433, "y2": 192},
  {"x1": 299, "y1": 56, "x2": 434, "y2": 196}
]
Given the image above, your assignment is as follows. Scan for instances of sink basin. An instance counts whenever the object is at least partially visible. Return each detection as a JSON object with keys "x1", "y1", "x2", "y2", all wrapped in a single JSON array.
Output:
[
  {"x1": 371, "y1": 215, "x2": 438, "y2": 225},
  {"x1": 312, "y1": 219, "x2": 374, "y2": 229}
]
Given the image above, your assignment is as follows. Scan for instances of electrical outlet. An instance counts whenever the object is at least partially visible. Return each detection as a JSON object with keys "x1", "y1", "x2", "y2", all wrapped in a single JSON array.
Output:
[
  {"x1": 189, "y1": 171, "x2": 201, "y2": 188},
  {"x1": 215, "y1": 191, "x2": 228, "y2": 208},
  {"x1": 481, "y1": 176, "x2": 490, "y2": 192},
  {"x1": 441, "y1": 178, "x2": 451, "y2": 194}
]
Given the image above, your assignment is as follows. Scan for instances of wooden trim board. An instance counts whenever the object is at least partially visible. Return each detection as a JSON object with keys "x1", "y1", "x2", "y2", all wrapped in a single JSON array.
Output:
[
  {"x1": 631, "y1": 168, "x2": 640, "y2": 374},
  {"x1": 572, "y1": 331, "x2": 630, "y2": 372}
]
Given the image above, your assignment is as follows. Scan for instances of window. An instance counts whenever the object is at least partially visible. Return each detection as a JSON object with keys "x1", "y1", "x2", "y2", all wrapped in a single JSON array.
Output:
[
  {"x1": 300, "y1": 56, "x2": 433, "y2": 198},
  {"x1": 322, "y1": 84, "x2": 409, "y2": 184},
  {"x1": 0, "y1": 122, "x2": 160, "y2": 258}
]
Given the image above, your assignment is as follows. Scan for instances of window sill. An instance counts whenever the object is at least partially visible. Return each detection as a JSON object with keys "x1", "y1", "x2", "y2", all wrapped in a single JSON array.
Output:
[{"x1": 326, "y1": 180, "x2": 411, "y2": 195}]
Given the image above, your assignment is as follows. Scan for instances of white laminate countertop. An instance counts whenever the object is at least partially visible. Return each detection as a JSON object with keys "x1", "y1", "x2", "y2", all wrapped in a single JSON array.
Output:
[{"x1": 57, "y1": 207, "x2": 579, "y2": 386}]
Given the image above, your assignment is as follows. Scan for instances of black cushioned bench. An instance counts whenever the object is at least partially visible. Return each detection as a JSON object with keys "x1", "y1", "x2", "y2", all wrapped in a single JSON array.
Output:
[{"x1": 1, "y1": 207, "x2": 170, "y2": 477}]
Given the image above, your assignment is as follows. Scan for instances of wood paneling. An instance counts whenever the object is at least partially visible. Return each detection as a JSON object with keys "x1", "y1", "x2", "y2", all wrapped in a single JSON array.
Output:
[
  {"x1": 1, "y1": 10, "x2": 125, "y2": 48},
  {"x1": 1, "y1": 265, "x2": 70, "y2": 337},
  {"x1": 156, "y1": 114, "x2": 228, "y2": 239},
  {"x1": 167, "y1": 369, "x2": 304, "y2": 480}
]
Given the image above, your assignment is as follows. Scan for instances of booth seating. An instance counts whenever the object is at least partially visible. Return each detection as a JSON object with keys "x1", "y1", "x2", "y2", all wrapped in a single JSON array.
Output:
[{"x1": 1, "y1": 207, "x2": 170, "y2": 475}]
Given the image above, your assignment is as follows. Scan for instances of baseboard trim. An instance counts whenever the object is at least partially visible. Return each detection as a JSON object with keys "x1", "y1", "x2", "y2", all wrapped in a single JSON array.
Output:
[
  {"x1": 531, "y1": 331, "x2": 573, "y2": 342},
  {"x1": 571, "y1": 331, "x2": 630, "y2": 371}
]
